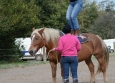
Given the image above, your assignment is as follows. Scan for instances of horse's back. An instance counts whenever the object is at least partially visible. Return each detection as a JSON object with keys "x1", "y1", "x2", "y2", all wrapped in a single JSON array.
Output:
[
  {"x1": 78, "y1": 33, "x2": 105, "y2": 62},
  {"x1": 82, "y1": 33, "x2": 103, "y2": 45}
]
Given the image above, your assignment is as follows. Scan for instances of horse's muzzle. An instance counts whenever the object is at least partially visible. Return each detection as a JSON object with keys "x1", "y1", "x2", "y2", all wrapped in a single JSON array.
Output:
[{"x1": 29, "y1": 50, "x2": 36, "y2": 56}]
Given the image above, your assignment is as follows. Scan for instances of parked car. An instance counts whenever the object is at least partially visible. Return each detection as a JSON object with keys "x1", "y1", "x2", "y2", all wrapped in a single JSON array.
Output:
[
  {"x1": 21, "y1": 50, "x2": 43, "y2": 61},
  {"x1": 107, "y1": 46, "x2": 114, "y2": 53},
  {"x1": 108, "y1": 48, "x2": 114, "y2": 53}
]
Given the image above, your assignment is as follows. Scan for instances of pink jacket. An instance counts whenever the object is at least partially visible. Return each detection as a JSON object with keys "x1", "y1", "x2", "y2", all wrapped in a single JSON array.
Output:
[{"x1": 55, "y1": 34, "x2": 81, "y2": 56}]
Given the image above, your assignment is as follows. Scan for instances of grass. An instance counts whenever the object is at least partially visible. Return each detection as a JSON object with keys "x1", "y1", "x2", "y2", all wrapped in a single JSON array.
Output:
[
  {"x1": 0, "y1": 53, "x2": 114, "y2": 70},
  {"x1": 0, "y1": 60, "x2": 49, "y2": 69}
]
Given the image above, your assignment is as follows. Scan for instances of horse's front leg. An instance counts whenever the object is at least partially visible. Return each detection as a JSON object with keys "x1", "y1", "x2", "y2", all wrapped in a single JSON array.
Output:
[{"x1": 50, "y1": 61, "x2": 57, "y2": 83}]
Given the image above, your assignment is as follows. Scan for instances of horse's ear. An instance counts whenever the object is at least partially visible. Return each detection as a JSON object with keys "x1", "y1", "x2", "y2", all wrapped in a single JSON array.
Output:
[
  {"x1": 38, "y1": 28, "x2": 45, "y2": 35},
  {"x1": 32, "y1": 27, "x2": 35, "y2": 31}
]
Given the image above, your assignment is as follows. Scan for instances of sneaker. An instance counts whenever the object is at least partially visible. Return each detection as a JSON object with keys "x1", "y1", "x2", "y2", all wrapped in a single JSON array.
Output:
[
  {"x1": 73, "y1": 78, "x2": 78, "y2": 83},
  {"x1": 64, "y1": 79, "x2": 69, "y2": 83}
]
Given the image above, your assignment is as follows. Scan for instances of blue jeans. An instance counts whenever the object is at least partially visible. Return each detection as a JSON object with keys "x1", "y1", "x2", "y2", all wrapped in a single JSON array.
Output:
[
  {"x1": 66, "y1": 0, "x2": 83, "y2": 30},
  {"x1": 61, "y1": 56, "x2": 78, "y2": 79}
]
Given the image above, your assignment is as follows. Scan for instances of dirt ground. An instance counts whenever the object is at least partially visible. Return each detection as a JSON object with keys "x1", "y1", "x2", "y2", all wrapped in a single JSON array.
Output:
[{"x1": 0, "y1": 56, "x2": 115, "y2": 83}]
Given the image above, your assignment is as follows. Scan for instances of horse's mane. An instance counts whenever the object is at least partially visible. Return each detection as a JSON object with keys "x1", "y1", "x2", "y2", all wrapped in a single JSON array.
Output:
[{"x1": 31, "y1": 28, "x2": 60, "y2": 44}]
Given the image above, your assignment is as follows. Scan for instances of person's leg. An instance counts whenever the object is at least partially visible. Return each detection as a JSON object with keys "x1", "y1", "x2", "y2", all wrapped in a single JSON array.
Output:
[
  {"x1": 66, "y1": 2, "x2": 74, "y2": 34},
  {"x1": 71, "y1": 1, "x2": 88, "y2": 40},
  {"x1": 70, "y1": 56, "x2": 78, "y2": 83},
  {"x1": 71, "y1": 1, "x2": 83, "y2": 31},
  {"x1": 61, "y1": 57, "x2": 69, "y2": 83}
]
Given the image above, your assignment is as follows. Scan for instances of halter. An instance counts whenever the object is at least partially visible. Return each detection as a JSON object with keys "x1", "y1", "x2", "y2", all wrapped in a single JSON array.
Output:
[{"x1": 31, "y1": 33, "x2": 45, "y2": 47}]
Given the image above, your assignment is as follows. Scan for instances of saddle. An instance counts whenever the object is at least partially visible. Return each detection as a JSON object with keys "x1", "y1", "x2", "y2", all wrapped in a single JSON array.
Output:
[
  {"x1": 77, "y1": 34, "x2": 89, "y2": 44},
  {"x1": 59, "y1": 31, "x2": 88, "y2": 44}
]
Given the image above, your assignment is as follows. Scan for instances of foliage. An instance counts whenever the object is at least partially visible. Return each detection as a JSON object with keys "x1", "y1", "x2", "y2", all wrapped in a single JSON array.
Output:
[
  {"x1": 90, "y1": 12, "x2": 115, "y2": 39},
  {"x1": 0, "y1": 43, "x2": 23, "y2": 62},
  {"x1": 0, "y1": 0, "x2": 40, "y2": 37},
  {"x1": 79, "y1": 0, "x2": 99, "y2": 32},
  {"x1": 0, "y1": 0, "x2": 115, "y2": 61},
  {"x1": 34, "y1": 0, "x2": 68, "y2": 30},
  {"x1": 0, "y1": 0, "x2": 40, "y2": 61},
  {"x1": 90, "y1": 0, "x2": 115, "y2": 39}
]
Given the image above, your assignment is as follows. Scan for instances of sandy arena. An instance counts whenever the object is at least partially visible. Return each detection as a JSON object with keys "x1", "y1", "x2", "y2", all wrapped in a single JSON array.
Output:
[{"x1": 0, "y1": 56, "x2": 115, "y2": 83}]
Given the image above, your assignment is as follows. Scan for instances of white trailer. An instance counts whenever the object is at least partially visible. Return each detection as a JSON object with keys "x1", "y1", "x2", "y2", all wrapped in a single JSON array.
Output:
[
  {"x1": 15, "y1": 38, "x2": 44, "y2": 61},
  {"x1": 104, "y1": 39, "x2": 115, "y2": 53}
]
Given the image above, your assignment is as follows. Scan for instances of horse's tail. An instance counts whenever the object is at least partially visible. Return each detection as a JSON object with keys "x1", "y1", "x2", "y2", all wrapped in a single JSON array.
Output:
[{"x1": 96, "y1": 35, "x2": 109, "y2": 74}]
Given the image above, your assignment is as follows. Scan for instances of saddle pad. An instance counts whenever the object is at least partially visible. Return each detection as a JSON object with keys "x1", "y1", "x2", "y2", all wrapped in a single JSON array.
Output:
[
  {"x1": 77, "y1": 36, "x2": 89, "y2": 44},
  {"x1": 59, "y1": 31, "x2": 88, "y2": 44}
]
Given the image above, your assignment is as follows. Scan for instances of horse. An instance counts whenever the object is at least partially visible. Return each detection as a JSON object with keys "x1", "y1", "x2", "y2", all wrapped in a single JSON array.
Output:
[{"x1": 29, "y1": 28, "x2": 109, "y2": 83}]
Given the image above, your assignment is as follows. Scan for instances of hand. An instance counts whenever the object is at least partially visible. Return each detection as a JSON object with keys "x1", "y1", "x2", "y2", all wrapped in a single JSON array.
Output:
[{"x1": 51, "y1": 48, "x2": 55, "y2": 51}]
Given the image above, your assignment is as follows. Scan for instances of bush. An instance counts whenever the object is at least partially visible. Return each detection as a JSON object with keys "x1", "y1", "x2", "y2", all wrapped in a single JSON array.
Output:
[{"x1": 0, "y1": 45, "x2": 23, "y2": 62}]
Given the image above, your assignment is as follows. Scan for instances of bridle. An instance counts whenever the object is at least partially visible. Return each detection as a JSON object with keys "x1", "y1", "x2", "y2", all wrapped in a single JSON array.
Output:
[{"x1": 31, "y1": 33, "x2": 45, "y2": 47}]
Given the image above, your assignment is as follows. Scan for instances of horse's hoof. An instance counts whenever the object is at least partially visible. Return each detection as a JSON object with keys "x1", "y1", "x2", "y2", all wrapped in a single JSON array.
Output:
[
  {"x1": 104, "y1": 81, "x2": 108, "y2": 83},
  {"x1": 90, "y1": 81, "x2": 95, "y2": 83}
]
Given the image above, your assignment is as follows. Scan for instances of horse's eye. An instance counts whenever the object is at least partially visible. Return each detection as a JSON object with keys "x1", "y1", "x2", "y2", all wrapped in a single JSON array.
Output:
[{"x1": 36, "y1": 38, "x2": 39, "y2": 40}]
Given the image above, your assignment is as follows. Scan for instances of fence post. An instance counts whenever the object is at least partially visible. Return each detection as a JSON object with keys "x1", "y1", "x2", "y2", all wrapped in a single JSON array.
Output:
[{"x1": 114, "y1": 42, "x2": 115, "y2": 53}]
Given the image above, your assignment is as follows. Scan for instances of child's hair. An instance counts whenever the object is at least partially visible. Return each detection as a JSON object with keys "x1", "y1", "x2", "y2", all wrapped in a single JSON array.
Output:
[{"x1": 62, "y1": 24, "x2": 71, "y2": 34}]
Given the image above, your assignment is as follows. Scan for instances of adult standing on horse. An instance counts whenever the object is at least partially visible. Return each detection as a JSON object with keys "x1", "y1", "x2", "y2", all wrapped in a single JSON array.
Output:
[
  {"x1": 51, "y1": 24, "x2": 81, "y2": 83},
  {"x1": 66, "y1": 0, "x2": 86, "y2": 40}
]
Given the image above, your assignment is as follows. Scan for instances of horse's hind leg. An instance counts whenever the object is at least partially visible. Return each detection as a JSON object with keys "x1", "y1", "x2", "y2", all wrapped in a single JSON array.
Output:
[
  {"x1": 85, "y1": 57, "x2": 95, "y2": 83},
  {"x1": 95, "y1": 54, "x2": 108, "y2": 83}
]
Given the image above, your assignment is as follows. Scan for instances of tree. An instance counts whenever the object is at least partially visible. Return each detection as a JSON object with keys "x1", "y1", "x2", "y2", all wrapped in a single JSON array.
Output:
[
  {"x1": 90, "y1": 0, "x2": 115, "y2": 39},
  {"x1": 34, "y1": 0, "x2": 68, "y2": 29},
  {"x1": 98, "y1": 0, "x2": 115, "y2": 12},
  {"x1": 78, "y1": 0, "x2": 99, "y2": 32},
  {"x1": 91, "y1": 12, "x2": 115, "y2": 39},
  {"x1": 0, "y1": 0, "x2": 40, "y2": 37},
  {"x1": 0, "y1": 0, "x2": 40, "y2": 61}
]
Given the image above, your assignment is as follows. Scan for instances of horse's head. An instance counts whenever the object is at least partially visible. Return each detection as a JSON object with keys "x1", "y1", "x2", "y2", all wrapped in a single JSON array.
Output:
[{"x1": 29, "y1": 28, "x2": 45, "y2": 56}]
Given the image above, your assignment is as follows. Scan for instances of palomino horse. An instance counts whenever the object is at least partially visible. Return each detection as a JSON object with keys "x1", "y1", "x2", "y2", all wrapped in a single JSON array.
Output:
[{"x1": 29, "y1": 28, "x2": 109, "y2": 83}]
